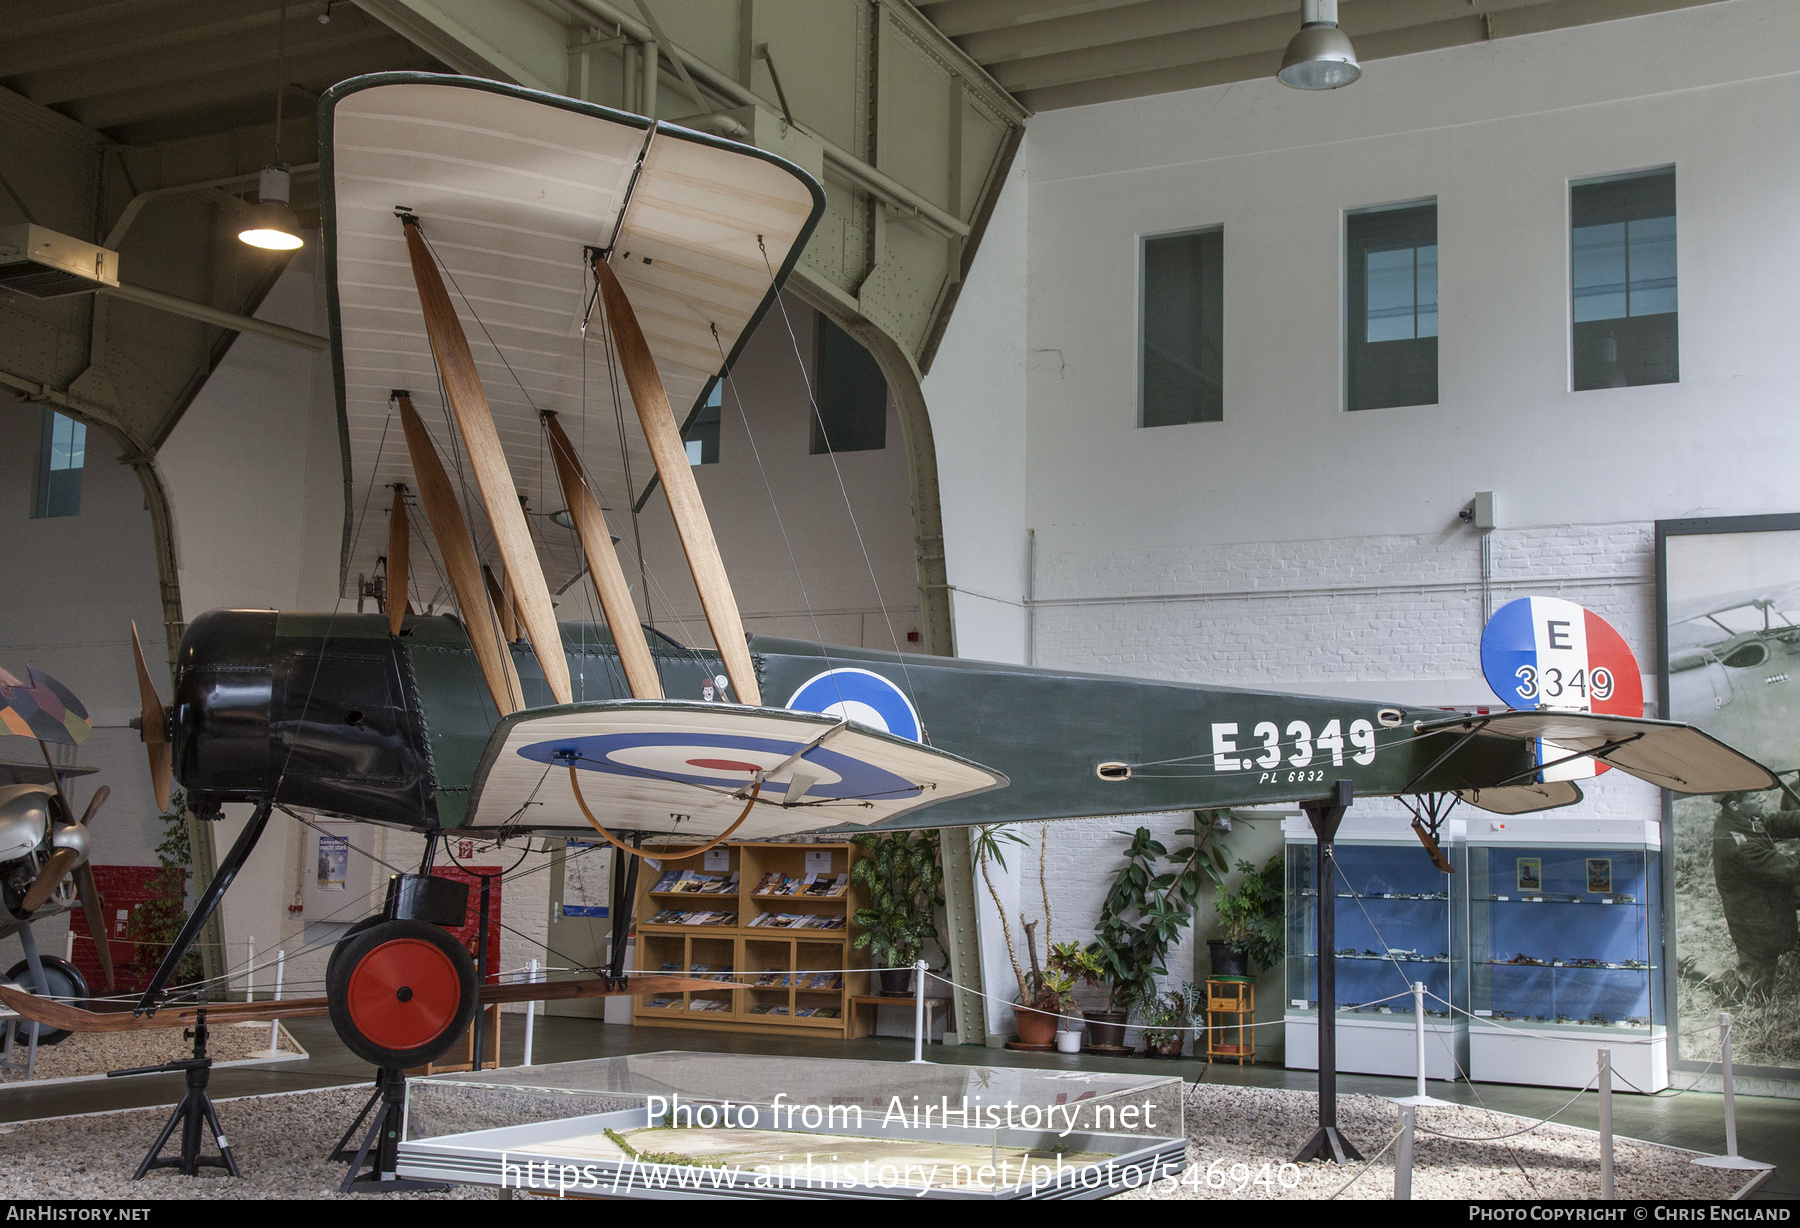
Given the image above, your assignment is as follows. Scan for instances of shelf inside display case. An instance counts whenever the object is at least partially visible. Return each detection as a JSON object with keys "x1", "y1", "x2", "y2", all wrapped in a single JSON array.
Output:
[{"x1": 1468, "y1": 843, "x2": 1662, "y2": 1033}]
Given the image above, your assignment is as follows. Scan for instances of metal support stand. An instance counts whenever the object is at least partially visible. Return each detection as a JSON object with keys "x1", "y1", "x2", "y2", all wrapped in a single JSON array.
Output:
[
  {"x1": 607, "y1": 835, "x2": 641, "y2": 982},
  {"x1": 1293, "y1": 780, "x2": 1363, "y2": 1165},
  {"x1": 1693, "y1": 1012, "x2": 1774, "y2": 1172},
  {"x1": 1394, "y1": 1103, "x2": 1416, "y2": 1200},
  {"x1": 332, "y1": 1067, "x2": 448, "y2": 1194},
  {"x1": 110, "y1": 1009, "x2": 241, "y2": 1179},
  {"x1": 470, "y1": 874, "x2": 493, "y2": 1072}
]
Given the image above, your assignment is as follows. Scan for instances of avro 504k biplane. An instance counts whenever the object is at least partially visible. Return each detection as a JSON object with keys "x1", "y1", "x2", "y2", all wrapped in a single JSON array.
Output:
[{"x1": 1, "y1": 77, "x2": 1775, "y2": 1109}]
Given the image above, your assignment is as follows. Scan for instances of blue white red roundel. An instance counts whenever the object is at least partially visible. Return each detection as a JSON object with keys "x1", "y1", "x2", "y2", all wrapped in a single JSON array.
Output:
[
  {"x1": 785, "y1": 668, "x2": 922, "y2": 742},
  {"x1": 516, "y1": 732, "x2": 914, "y2": 801}
]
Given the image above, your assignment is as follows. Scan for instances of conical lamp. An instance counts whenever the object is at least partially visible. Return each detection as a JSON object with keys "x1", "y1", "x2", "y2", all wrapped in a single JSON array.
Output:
[
  {"x1": 238, "y1": 165, "x2": 304, "y2": 250},
  {"x1": 1278, "y1": 0, "x2": 1361, "y2": 90}
]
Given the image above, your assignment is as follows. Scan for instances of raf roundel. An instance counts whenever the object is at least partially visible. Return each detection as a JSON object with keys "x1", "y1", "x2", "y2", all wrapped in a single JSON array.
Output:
[{"x1": 784, "y1": 668, "x2": 922, "y2": 742}]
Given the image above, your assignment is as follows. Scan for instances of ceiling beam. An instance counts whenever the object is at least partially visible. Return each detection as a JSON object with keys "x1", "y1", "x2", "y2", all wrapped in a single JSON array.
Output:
[
  {"x1": 0, "y1": 0, "x2": 313, "y2": 80},
  {"x1": 955, "y1": 0, "x2": 1292, "y2": 65},
  {"x1": 6, "y1": 0, "x2": 199, "y2": 44},
  {"x1": 918, "y1": 0, "x2": 1146, "y2": 41}
]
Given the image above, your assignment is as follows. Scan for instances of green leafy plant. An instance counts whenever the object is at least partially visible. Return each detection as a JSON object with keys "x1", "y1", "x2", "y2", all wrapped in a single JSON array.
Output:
[
  {"x1": 850, "y1": 829, "x2": 943, "y2": 971},
  {"x1": 1138, "y1": 987, "x2": 1188, "y2": 1048},
  {"x1": 124, "y1": 790, "x2": 201, "y2": 989},
  {"x1": 1089, "y1": 812, "x2": 1233, "y2": 1013},
  {"x1": 1212, "y1": 854, "x2": 1285, "y2": 972}
]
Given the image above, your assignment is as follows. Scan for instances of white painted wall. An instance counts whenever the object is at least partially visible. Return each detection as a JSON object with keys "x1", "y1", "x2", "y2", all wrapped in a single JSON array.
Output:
[{"x1": 921, "y1": 0, "x2": 1800, "y2": 1042}]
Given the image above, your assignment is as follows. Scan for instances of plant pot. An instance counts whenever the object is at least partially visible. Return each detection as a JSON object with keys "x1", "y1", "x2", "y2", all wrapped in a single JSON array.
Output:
[
  {"x1": 879, "y1": 968, "x2": 912, "y2": 997},
  {"x1": 1208, "y1": 939, "x2": 1251, "y2": 978},
  {"x1": 1084, "y1": 1009, "x2": 1128, "y2": 1049},
  {"x1": 1014, "y1": 1005, "x2": 1058, "y2": 1047},
  {"x1": 1142, "y1": 1033, "x2": 1185, "y2": 1059},
  {"x1": 1055, "y1": 1029, "x2": 1083, "y2": 1054}
]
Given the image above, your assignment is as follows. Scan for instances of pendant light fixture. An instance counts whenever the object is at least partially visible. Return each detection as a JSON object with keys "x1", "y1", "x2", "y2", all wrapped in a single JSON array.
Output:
[
  {"x1": 1277, "y1": 0, "x2": 1361, "y2": 91},
  {"x1": 240, "y1": 0, "x2": 304, "y2": 251}
]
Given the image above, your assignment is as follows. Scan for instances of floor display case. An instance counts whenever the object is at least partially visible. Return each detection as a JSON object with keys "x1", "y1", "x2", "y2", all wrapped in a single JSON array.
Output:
[
  {"x1": 1283, "y1": 816, "x2": 1468, "y2": 1081},
  {"x1": 398, "y1": 1053, "x2": 1188, "y2": 1199},
  {"x1": 1466, "y1": 817, "x2": 1667, "y2": 1091}
]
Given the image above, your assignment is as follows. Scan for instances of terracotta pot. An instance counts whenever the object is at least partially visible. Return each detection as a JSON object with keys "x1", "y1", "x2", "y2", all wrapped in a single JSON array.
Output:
[
  {"x1": 1085, "y1": 1009, "x2": 1128, "y2": 1049},
  {"x1": 1014, "y1": 1004, "x2": 1058, "y2": 1046},
  {"x1": 1143, "y1": 1033, "x2": 1185, "y2": 1059}
]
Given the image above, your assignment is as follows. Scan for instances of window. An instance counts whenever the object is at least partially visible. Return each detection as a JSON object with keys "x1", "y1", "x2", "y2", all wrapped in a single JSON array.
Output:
[
  {"x1": 1571, "y1": 167, "x2": 1676, "y2": 390},
  {"x1": 685, "y1": 382, "x2": 721, "y2": 465},
  {"x1": 35, "y1": 409, "x2": 85, "y2": 518},
  {"x1": 1346, "y1": 201, "x2": 1437, "y2": 411},
  {"x1": 1139, "y1": 227, "x2": 1223, "y2": 427},
  {"x1": 811, "y1": 316, "x2": 886, "y2": 454}
]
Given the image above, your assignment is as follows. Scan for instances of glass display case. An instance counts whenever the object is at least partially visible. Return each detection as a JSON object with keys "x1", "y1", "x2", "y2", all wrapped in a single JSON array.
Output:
[
  {"x1": 1283, "y1": 816, "x2": 1467, "y2": 1080},
  {"x1": 1465, "y1": 818, "x2": 1667, "y2": 1090},
  {"x1": 1468, "y1": 817, "x2": 1663, "y2": 1087}
]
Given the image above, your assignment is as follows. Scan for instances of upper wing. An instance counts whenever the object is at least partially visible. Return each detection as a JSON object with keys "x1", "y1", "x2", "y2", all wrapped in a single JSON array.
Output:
[
  {"x1": 321, "y1": 74, "x2": 824, "y2": 600},
  {"x1": 466, "y1": 700, "x2": 1008, "y2": 838},
  {"x1": 1668, "y1": 581, "x2": 1800, "y2": 628},
  {"x1": 1445, "y1": 711, "x2": 1778, "y2": 794}
]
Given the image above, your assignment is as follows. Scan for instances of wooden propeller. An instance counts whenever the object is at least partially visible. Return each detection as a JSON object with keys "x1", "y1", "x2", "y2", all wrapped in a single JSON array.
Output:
[
  {"x1": 128, "y1": 621, "x2": 171, "y2": 813},
  {"x1": 387, "y1": 484, "x2": 410, "y2": 636},
  {"x1": 403, "y1": 217, "x2": 571, "y2": 704},
  {"x1": 543, "y1": 411, "x2": 663, "y2": 699},
  {"x1": 73, "y1": 862, "x2": 114, "y2": 991},
  {"x1": 592, "y1": 253, "x2": 760, "y2": 705},
  {"x1": 395, "y1": 392, "x2": 524, "y2": 715},
  {"x1": 483, "y1": 565, "x2": 518, "y2": 643},
  {"x1": 21, "y1": 848, "x2": 79, "y2": 913}
]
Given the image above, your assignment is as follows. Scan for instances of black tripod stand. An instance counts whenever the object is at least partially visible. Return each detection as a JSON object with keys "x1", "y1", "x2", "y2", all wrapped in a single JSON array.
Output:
[
  {"x1": 109, "y1": 1009, "x2": 241, "y2": 1179},
  {"x1": 330, "y1": 1066, "x2": 447, "y2": 1195}
]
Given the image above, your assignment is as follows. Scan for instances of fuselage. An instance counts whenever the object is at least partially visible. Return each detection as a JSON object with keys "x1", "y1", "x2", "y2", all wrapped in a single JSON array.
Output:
[{"x1": 172, "y1": 609, "x2": 1535, "y2": 831}]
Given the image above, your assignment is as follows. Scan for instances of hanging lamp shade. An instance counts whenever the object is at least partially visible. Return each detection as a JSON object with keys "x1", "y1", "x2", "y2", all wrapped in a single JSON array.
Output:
[
  {"x1": 238, "y1": 165, "x2": 304, "y2": 250},
  {"x1": 1277, "y1": 0, "x2": 1361, "y2": 90}
]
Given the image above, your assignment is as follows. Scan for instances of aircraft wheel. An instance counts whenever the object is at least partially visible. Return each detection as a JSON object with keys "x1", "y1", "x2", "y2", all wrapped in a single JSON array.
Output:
[
  {"x1": 326, "y1": 919, "x2": 475, "y2": 1069},
  {"x1": 324, "y1": 915, "x2": 385, "y2": 984},
  {"x1": 5, "y1": 956, "x2": 89, "y2": 1046}
]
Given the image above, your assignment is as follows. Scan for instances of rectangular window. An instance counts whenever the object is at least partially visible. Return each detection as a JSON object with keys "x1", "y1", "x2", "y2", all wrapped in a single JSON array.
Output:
[
  {"x1": 685, "y1": 382, "x2": 721, "y2": 465},
  {"x1": 811, "y1": 316, "x2": 886, "y2": 454},
  {"x1": 1571, "y1": 167, "x2": 1676, "y2": 390},
  {"x1": 35, "y1": 409, "x2": 85, "y2": 518},
  {"x1": 1139, "y1": 227, "x2": 1223, "y2": 427},
  {"x1": 1346, "y1": 201, "x2": 1437, "y2": 411}
]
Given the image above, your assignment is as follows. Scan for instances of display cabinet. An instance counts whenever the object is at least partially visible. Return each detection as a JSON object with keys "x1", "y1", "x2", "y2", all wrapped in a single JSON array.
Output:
[
  {"x1": 1466, "y1": 817, "x2": 1666, "y2": 1091},
  {"x1": 1283, "y1": 815, "x2": 1468, "y2": 1081}
]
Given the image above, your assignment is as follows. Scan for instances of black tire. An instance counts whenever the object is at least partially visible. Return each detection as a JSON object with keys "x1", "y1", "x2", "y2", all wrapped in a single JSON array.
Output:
[
  {"x1": 324, "y1": 915, "x2": 386, "y2": 984},
  {"x1": 6, "y1": 955, "x2": 89, "y2": 1046},
  {"x1": 326, "y1": 919, "x2": 476, "y2": 1069}
]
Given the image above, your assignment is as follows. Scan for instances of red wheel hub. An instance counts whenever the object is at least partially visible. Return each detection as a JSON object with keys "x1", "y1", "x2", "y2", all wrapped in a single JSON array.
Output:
[{"x1": 345, "y1": 937, "x2": 464, "y2": 1051}]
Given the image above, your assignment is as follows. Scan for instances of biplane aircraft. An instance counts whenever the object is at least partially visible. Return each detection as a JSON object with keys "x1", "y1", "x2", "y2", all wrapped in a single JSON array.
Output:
[
  {"x1": 1668, "y1": 581, "x2": 1800, "y2": 772},
  {"x1": 0, "y1": 75, "x2": 1776, "y2": 1088}
]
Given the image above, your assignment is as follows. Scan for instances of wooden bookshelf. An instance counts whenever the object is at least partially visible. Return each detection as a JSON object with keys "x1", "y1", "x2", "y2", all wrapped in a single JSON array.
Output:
[{"x1": 632, "y1": 841, "x2": 870, "y2": 1037}]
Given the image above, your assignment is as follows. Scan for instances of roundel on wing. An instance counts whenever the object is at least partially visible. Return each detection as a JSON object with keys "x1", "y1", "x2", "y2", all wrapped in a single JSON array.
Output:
[{"x1": 785, "y1": 668, "x2": 922, "y2": 742}]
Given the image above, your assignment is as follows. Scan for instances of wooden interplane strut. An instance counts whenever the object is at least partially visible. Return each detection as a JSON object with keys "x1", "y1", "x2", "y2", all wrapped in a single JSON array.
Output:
[
  {"x1": 386, "y1": 485, "x2": 409, "y2": 637},
  {"x1": 395, "y1": 393, "x2": 523, "y2": 715},
  {"x1": 403, "y1": 217, "x2": 572, "y2": 705},
  {"x1": 592, "y1": 254, "x2": 761, "y2": 706},
  {"x1": 543, "y1": 411, "x2": 663, "y2": 700}
]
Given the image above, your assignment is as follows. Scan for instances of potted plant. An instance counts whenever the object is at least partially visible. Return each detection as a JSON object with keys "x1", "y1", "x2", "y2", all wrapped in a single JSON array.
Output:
[
  {"x1": 850, "y1": 830, "x2": 943, "y2": 995},
  {"x1": 1084, "y1": 816, "x2": 1234, "y2": 1048},
  {"x1": 1138, "y1": 989, "x2": 1188, "y2": 1058},
  {"x1": 974, "y1": 825, "x2": 1076, "y2": 1044},
  {"x1": 1209, "y1": 855, "x2": 1285, "y2": 978}
]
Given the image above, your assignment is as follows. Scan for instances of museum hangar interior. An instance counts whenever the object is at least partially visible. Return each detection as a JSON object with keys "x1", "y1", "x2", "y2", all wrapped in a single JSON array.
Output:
[{"x1": 0, "y1": 0, "x2": 1797, "y2": 1201}]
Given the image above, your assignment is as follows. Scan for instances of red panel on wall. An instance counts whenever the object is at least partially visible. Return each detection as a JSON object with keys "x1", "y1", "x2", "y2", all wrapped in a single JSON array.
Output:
[
  {"x1": 431, "y1": 864, "x2": 501, "y2": 983},
  {"x1": 68, "y1": 865, "x2": 175, "y2": 994}
]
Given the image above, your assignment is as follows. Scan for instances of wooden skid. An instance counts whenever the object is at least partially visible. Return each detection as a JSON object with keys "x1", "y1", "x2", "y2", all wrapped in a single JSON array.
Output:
[{"x1": 0, "y1": 975, "x2": 722, "y2": 1034}]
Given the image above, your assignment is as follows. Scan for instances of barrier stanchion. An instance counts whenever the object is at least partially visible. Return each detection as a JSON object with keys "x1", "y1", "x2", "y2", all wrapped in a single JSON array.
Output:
[
  {"x1": 523, "y1": 958, "x2": 539, "y2": 1067},
  {"x1": 1394, "y1": 1103, "x2": 1416, "y2": 1200},
  {"x1": 1598, "y1": 1048, "x2": 1614, "y2": 1199},
  {"x1": 1693, "y1": 1011, "x2": 1774, "y2": 1172},
  {"x1": 250, "y1": 949, "x2": 287, "y2": 1059},
  {"x1": 910, "y1": 960, "x2": 928, "y2": 1064}
]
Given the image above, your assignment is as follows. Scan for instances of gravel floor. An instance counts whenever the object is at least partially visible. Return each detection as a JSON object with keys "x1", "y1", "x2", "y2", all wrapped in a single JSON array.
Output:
[
  {"x1": 0, "y1": 1023, "x2": 304, "y2": 1083},
  {"x1": 1113, "y1": 1084, "x2": 1756, "y2": 1200},
  {"x1": 0, "y1": 1079, "x2": 1758, "y2": 1200},
  {"x1": 0, "y1": 1086, "x2": 493, "y2": 1199}
]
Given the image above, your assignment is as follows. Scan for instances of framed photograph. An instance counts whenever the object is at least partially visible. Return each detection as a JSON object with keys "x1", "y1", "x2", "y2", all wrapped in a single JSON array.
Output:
[
  {"x1": 1660, "y1": 513, "x2": 1800, "y2": 1079},
  {"x1": 1586, "y1": 858, "x2": 1613, "y2": 894},
  {"x1": 1516, "y1": 858, "x2": 1542, "y2": 892}
]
